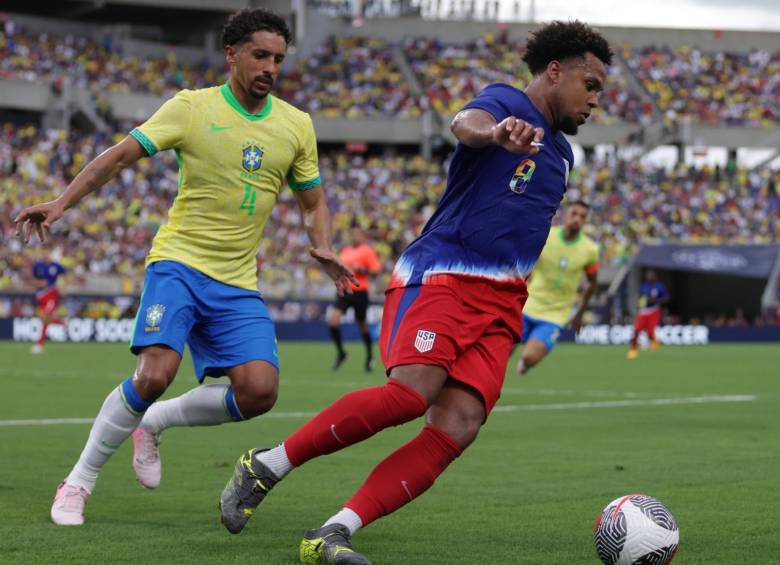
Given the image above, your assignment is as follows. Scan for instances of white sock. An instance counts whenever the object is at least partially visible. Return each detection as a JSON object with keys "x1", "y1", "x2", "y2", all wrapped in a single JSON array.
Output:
[
  {"x1": 256, "y1": 443, "x2": 293, "y2": 479},
  {"x1": 66, "y1": 386, "x2": 143, "y2": 492},
  {"x1": 140, "y1": 384, "x2": 240, "y2": 435},
  {"x1": 324, "y1": 507, "x2": 363, "y2": 535}
]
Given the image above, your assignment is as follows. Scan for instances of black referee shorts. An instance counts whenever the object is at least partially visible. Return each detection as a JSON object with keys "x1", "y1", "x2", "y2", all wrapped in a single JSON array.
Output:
[{"x1": 333, "y1": 290, "x2": 369, "y2": 322}]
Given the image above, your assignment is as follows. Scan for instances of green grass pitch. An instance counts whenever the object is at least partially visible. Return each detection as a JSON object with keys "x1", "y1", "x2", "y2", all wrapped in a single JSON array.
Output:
[{"x1": 1, "y1": 341, "x2": 778, "y2": 564}]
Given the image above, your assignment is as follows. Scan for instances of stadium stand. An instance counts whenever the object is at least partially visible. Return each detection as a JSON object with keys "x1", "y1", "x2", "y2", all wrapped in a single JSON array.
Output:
[
  {"x1": 1, "y1": 10, "x2": 779, "y2": 326},
  {"x1": 626, "y1": 45, "x2": 780, "y2": 127}
]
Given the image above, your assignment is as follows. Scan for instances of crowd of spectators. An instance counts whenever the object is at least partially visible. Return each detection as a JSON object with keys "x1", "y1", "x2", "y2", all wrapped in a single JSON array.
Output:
[
  {"x1": 402, "y1": 34, "x2": 652, "y2": 125},
  {"x1": 0, "y1": 17, "x2": 222, "y2": 100},
  {"x1": 3, "y1": 122, "x2": 778, "y2": 302},
  {"x1": 2, "y1": 20, "x2": 780, "y2": 325},
  {"x1": 276, "y1": 36, "x2": 421, "y2": 118},
  {"x1": 4, "y1": 14, "x2": 780, "y2": 127},
  {"x1": 567, "y1": 155, "x2": 780, "y2": 265},
  {"x1": 0, "y1": 122, "x2": 445, "y2": 300},
  {"x1": 1, "y1": 122, "x2": 178, "y2": 293},
  {"x1": 626, "y1": 45, "x2": 780, "y2": 127}
]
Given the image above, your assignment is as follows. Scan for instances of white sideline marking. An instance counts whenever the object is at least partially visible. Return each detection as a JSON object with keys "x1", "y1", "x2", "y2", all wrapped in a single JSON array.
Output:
[
  {"x1": 0, "y1": 395, "x2": 757, "y2": 427},
  {"x1": 492, "y1": 394, "x2": 757, "y2": 413}
]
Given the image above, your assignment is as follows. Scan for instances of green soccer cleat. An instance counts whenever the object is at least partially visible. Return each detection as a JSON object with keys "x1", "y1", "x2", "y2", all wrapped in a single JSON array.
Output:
[
  {"x1": 219, "y1": 448, "x2": 280, "y2": 534},
  {"x1": 299, "y1": 524, "x2": 372, "y2": 565}
]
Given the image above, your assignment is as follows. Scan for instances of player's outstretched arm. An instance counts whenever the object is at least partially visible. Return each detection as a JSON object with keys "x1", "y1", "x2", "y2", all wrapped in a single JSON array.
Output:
[
  {"x1": 293, "y1": 186, "x2": 359, "y2": 295},
  {"x1": 14, "y1": 136, "x2": 146, "y2": 243},
  {"x1": 451, "y1": 109, "x2": 544, "y2": 155},
  {"x1": 570, "y1": 271, "x2": 598, "y2": 333}
]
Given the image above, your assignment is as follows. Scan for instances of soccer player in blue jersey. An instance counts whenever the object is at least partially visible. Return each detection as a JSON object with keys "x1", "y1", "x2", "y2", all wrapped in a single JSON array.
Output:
[
  {"x1": 30, "y1": 248, "x2": 66, "y2": 354},
  {"x1": 14, "y1": 8, "x2": 355, "y2": 526},
  {"x1": 220, "y1": 21, "x2": 613, "y2": 564},
  {"x1": 628, "y1": 269, "x2": 669, "y2": 359}
]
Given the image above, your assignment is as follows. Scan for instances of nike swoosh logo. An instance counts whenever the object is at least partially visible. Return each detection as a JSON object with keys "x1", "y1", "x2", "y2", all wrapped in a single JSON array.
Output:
[
  {"x1": 210, "y1": 123, "x2": 232, "y2": 132},
  {"x1": 330, "y1": 424, "x2": 345, "y2": 445}
]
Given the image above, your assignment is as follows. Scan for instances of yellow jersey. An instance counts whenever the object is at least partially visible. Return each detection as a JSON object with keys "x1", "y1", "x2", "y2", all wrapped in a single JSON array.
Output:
[
  {"x1": 129, "y1": 83, "x2": 320, "y2": 291},
  {"x1": 524, "y1": 226, "x2": 599, "y2": 326}
]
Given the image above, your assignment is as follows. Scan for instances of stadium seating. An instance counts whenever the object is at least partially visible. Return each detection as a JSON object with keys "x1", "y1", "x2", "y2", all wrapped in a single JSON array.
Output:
[
  {"x1": 3, "y1": 121, "x2": 778, "y2": 302},
  {"x1": 625, "y1": 45, "x2": 780, "y2": 127},
  {"x1": 402, "y1": 35, "x2": 651, "y2": 124}
]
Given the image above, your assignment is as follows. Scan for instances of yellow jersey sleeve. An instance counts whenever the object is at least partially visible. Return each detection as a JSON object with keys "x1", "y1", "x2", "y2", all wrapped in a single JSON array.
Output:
[
  {"x1": 286, "y1": 114, "x2": 321, "y2": 191},
  {"x1": 129, "y1": 90, "x2": 193, "y2": 155}
]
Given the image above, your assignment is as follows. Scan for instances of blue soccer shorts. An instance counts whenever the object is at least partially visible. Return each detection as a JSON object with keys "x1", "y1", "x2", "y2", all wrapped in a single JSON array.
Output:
[
  {"x1": 131, "y1": 260, "x2": 278, "y2": 381},
  {"x1": 521, "y1": 313, "x2": 563, "y2": 352}
]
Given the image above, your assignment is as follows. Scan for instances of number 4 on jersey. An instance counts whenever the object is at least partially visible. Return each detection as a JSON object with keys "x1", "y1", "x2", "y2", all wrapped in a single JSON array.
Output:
[{"x1": 240, "y1": 184, "x2": 256, "y2": 216}]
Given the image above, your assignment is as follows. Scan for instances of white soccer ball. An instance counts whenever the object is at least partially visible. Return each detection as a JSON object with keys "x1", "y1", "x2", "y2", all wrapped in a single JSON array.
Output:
[{"x1": 594, "y1": 494, "x2": 679, "y2": 565}]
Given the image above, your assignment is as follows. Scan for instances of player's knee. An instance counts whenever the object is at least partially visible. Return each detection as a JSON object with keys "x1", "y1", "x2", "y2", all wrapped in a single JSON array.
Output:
[
  {"x1": 133, "y1": 368, "x2": 174, "y2": 402},
  {"x1": 429, "y1": 403, "x2": 484, "y2": 449},
  {"x1": 134, "y1": 348, "x2": 179, "y2": 401},
  {"x1": 437, "y1": 412, "x2": 482, "y2": 449},
  {"x1": 233, "y1": 376, "x2": 279, "y2": 418}
]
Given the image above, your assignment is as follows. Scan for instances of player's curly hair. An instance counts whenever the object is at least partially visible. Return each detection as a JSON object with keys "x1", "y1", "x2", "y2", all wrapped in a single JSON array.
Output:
[
  {"x1": 221, "y1": 8, "x2": 292, "y2": 47},
  {"x1": 522, "y1": 20, "x2": 613, "y2": 74}
]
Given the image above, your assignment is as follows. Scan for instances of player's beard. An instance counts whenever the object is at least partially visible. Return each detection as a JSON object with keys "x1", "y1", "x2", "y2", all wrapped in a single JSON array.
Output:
[{"x1": 559, "y1": 115, "x2": 579, "y2": 135}]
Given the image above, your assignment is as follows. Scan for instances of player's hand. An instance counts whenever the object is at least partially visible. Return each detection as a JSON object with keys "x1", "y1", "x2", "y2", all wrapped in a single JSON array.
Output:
[
  {"x1": 14, "y1": 200, "x2": 66, "y2": 244},
  {"x1": 492, "y1": 117, "x2": 544, "y2": 155},
  {"x1": 309, "y1": 248, "x2": 360, "y2": 296}
]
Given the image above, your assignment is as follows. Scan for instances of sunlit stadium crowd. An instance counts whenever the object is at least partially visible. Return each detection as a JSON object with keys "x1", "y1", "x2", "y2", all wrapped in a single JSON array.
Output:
[
  {"x1": 2, "y1": 18, "x2": 779, "y2": 324},
  {"x1": 3, "y1": 123, "x2": 778, "y2": 303},
  {"x1": 2, "y1": 18, "x2": 778, "y2": 125}
]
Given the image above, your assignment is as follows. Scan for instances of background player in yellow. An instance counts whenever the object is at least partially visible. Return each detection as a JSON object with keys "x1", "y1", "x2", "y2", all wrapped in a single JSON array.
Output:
[
  {"x1": 517, "y1": 201, "x2": 599, "y2": 374},
  {"x1": 14, "y1": 8, "x2": 356, "y2": 526}
]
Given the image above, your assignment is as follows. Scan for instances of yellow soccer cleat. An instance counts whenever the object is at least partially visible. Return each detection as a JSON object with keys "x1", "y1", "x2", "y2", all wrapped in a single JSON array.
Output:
[
  {"x1": 627, "y1": 349, "x2": 639, "y2": 360},
  {"x1": 300, "y1": 524, "x2": 372, "y2": 565},
  {"x1": 651, "y1": 339, "x2": 660, "y2": 352}
]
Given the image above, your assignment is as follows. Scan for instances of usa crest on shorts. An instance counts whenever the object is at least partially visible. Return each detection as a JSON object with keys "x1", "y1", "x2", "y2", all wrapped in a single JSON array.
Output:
[
  {"x1": 145, "y1": 304, "x2": 166, "y2": 332},
  {"x1": 414, "y1": 330, "x2": 436, "y2": 353}
]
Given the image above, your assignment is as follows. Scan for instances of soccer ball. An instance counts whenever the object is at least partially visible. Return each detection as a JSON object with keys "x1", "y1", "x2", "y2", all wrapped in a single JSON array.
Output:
[{"x1": 594, "y1": 494, "x2": 679, "y2": 565}]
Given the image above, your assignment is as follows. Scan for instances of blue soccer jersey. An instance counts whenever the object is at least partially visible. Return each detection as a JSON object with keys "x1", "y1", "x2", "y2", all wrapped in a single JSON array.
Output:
[
  {"x1": 33, "y1": 261, "x2": 65, "y2": 289},
  {"x1": 638, "y1": 281, "x2": 669, "y2": 313},
  {"x1": 388, "y1": 84, "x2": 573, "y2": 290}
]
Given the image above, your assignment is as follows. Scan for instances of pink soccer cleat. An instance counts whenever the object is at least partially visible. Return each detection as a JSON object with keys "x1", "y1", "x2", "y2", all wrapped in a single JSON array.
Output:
[
  {"x1": 51, "y1": 481, "x2": 90, "y2": 526},
  {"x1": 132, "y1": 427, "x2": 161, "y2": 489}
]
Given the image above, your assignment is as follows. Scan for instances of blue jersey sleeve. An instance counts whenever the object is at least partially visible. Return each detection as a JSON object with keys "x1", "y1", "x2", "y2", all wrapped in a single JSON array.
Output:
[
  {"x1": 461, "y1": 84, "x2": 515, "y2": 123},
  {"x1": 32, "y1": 262, "x2": 46, "y2": 280}
]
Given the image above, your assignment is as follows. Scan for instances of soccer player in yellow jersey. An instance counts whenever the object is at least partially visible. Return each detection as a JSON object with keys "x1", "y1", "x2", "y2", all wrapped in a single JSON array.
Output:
[
  {"x1": 14, "y1": 8, "x2": 355, "y2": 526},
  {"x1": 517, "y1": 201, "x2": 599, "y2": 374}
]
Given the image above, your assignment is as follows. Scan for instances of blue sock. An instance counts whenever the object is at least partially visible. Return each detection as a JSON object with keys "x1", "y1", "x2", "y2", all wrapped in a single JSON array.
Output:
[
  {"x1": 120, "y1": 376, "x2": 153, "y2": 414},
  {"x1": 224, "y1": 386, "x2": 245, "y2": 422}
]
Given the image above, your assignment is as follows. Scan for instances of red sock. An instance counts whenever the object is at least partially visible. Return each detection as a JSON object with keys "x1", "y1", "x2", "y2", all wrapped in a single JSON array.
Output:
[
  {"x1": 630, "y1": 332, "x2": 638, "y2": 349},
  {"x1": 284, "y1": 380, "x2": 427, "y2": 467},
  {"x1": 344, "y1": 425, "x2": 462, "y2": 527},
  {"x1": 38, "y1": 322, "x2": 49, "y2": 346}
]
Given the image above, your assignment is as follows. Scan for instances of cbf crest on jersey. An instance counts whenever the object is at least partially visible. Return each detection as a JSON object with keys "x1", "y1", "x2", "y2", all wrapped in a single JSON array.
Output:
[
  {"x1": 145, "y1": 304, "x2": 165, "y2": 332},
  {"x1": 414, "y1": 330, "x2": 436, "y2": 353},
  {"x1": 242, "y1": 143, "x2": 263, "y2": 173},
  {"x1": 509, "y1": 159, "x2": 536, "y2": 194}
]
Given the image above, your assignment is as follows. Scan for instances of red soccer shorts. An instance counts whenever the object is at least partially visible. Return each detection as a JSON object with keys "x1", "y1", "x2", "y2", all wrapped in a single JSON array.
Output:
[
  {"x1": 37, "y1": 288, "x2": 60, "y2": 315},
  {"x1": 634, "y1": 308, "x2": 661, "y2": 334},
  {"x1": 380, "y1": 275, "x2": 527, "y2": 415}
]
